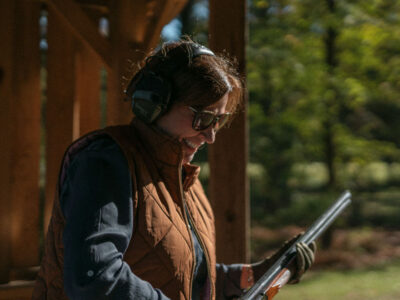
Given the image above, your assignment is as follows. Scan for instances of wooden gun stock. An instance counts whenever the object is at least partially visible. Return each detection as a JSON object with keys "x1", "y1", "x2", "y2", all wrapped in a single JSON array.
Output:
[{"x1": 240, "y1": 191, "x2": 352, "y2": 300}]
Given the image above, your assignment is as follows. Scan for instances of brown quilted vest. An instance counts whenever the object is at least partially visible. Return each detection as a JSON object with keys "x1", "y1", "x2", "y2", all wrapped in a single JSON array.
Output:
[{"x1": 32, "y1": 118, "x2": 217, "y2": 300}]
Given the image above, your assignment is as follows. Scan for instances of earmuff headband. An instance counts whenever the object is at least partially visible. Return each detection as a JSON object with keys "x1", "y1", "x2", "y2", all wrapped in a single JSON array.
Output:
[{"x1": 125, "y1": 43, "x2": 215, "y2": 124}]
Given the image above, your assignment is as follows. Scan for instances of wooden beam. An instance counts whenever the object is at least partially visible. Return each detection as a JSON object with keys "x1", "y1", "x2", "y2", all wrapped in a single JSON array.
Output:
[
  {"x1": 208, "y1": 0, "x2": 249, "y2": 264},
  {"x1": 9, "y1": 0, "x2": 42, "y2": 274},
  {"x1": 0, "y1": 281, "x2": 35, "y2": 300},
  {"x1": 106, "y1": 0, "x2": 146, "y2": 126},
  {"x1": 75, "y1": 41, "x2": 102, "y2": 136},
  {"x1": 0, "y1": 0, "x2": 15, "y2": 284},
  {"x1": 77, "y1": 0, "x2": 109, "y2": 7},
  {"x1": 0, "y1": 1, "x2": 42, "y2": 280},
  {"x1": 110, "y1": 0, "x2": 147, "y2": 45},
  {"x1": 44, "y1": 8, "x2": 76, "y2": 230},
  {"x1": 81, "y1": 7, "x2": 107, "y2": 26},
  {"x1": 143, "y1": 0, "x2": 188, "y2": 49},
  {"x1": 47, "y1": 0, "x2": 113, "y2": 69}
]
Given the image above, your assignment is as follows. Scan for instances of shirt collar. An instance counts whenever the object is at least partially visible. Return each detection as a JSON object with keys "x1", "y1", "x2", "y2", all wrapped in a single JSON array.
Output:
[{"x1": 130, "y1": 117, "x2": 201, "y2": 191}]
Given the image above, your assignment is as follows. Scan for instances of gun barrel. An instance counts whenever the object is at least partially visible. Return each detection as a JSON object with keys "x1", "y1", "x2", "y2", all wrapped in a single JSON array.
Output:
[
  {"x1": 300, "y1": 190, "x2": 351, "y2": 244},
  {"x1": 240, "y1": 191, "x2": 352, "y2": 300}
]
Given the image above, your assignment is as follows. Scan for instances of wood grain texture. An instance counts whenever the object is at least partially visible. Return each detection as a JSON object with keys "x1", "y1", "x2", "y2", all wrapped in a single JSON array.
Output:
[
  {"x1": 0, "y1": 0, "x2": 40, "y2": 269},
  {"x1": 74, "y1": 41, "x2": 101, "y2": 137},
  {"x1": 44, "y1": 8, "x2": 76, "y2": 230},
  {"x1": 208, "y1": 0, "x2": 250, "y2": 264},
  {"x1": 48, "y1": 0, "x2": 113, "y2": 69},
  {"x1": 0, "y1": 0, "x2": 15, "y2": 283}
]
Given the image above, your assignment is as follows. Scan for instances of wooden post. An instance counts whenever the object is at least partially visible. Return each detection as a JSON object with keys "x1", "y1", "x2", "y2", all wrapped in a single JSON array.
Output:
[
  {"x1": 208, "y1": 0, "x2": 249, "y2": 263},
  {"x1": 107, "y1": 0, "x2": 144, "y2": 126},
  {"x1": 0, "y1": 0, "x2": 41, "y2": 281},
  {"x1": 75, "y1": 41, "x2": 102, "y2": 137},
  {"x1": 0, "y1": 1, "x2": 15, "y2": 284},
  {"x1": 47, "y1": 0, "x2": 113, "y2": 69},
  {"x1": 44, "y1": 9, "x2": 76, "y2": 230}
]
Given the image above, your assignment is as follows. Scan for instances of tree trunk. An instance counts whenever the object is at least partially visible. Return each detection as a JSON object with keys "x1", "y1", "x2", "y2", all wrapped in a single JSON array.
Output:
[{"x1": 321, "y1": 0, "x2": 338, "y2": 249}]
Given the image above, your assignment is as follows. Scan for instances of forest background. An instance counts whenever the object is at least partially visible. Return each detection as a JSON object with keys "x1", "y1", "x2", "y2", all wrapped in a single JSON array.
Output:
[{"x1": 161, "y1": 0, "x2": 400, "y2": 298}]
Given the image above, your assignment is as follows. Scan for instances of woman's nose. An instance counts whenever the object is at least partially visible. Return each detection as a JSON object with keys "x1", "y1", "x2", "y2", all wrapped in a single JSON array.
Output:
[{"x1": 202, "y1": 126, "x2": 216, "y2": 144}]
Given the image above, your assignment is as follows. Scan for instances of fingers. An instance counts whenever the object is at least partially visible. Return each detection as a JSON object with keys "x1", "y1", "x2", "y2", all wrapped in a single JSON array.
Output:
[
  {"x1": 295, "y1": 243, "x2": 306, "y2": 277},
  {"x1": 256, "y1": 235, "x2": 318, "y2": 285},
  {"x1": 309, "y1": 241, "x2": 317, "y2": 253},
  {"x1": 291, "y1": 242, "x2": 317, "y2": 283},
  {"x1": 267, "y1": 233, "x2": 302, "y2": 266}
]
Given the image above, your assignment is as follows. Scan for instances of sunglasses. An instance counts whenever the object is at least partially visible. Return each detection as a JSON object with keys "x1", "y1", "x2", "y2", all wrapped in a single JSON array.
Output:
[{"x1": 189, "y1": 107, "x2": 231, "y2": 131}]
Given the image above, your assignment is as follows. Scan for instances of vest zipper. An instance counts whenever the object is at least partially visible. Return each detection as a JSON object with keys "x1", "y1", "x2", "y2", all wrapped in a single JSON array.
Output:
[
  {"x1": 184, "y1": 196, "x2": 213, "y2": 300},
  {"x1": 178, "y1": 166, "x2": 196, "y2": 300}
]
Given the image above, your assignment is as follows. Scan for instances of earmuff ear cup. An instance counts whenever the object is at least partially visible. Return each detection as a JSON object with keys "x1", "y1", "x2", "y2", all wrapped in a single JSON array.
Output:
[{"x1": 130, "y1": 72, "x2": 171, "y2": 123}]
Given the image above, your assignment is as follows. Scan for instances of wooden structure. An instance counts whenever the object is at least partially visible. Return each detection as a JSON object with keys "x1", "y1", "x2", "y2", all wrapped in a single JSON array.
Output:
[
  {"x1": 209, "y1": 0, "x2": 249, "y2": 264},
  {"x1": 0, "y1": 0, "x2": 247, "y2": 298}
]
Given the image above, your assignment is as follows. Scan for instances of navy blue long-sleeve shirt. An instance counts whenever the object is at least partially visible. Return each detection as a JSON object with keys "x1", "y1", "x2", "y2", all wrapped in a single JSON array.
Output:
[{"x1": 60, "y1": 136, "x2": 244, "y2": 299}]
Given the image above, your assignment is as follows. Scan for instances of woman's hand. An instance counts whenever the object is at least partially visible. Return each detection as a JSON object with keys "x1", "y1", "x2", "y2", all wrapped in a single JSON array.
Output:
[{"x1": 251, "y1": 234, "x2": 317, "y2": 284}]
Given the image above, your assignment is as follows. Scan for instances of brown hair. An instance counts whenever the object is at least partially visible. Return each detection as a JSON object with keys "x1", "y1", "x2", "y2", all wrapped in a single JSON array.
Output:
[{"x1": 130, "y1": 40, "x2": 244, "y2": 116}]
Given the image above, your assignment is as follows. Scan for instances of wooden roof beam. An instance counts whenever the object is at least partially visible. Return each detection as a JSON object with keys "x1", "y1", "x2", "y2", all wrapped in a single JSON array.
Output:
[
  {"x1": 47, "y1": 0, "x2": 113, "y2": 69},
  {"x1": 77, "y1": 0, "x2": 109, "y2": 14},
  {"x1": 143, "y1": 0, "x2": 188, "y2": 49},
  {"x1": 77, "y1": 0, "x2": 108, "y2": 6}
]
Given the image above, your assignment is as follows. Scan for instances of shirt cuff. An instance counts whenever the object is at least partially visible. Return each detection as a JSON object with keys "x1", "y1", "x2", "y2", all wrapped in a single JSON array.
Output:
[{"x1": 240, "y1": 264, "x2": 254, "y2": 290}]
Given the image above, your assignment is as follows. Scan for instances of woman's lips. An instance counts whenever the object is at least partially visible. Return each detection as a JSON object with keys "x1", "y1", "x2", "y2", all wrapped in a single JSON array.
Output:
[{"x1": 183, "y1": 139, "x2": 203, "y2": 153}]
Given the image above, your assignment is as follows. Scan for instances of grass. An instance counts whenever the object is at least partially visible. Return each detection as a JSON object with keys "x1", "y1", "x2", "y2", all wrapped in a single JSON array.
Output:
[{"x1": 275, "y1": 260, "x2": 400, "y2": 300}]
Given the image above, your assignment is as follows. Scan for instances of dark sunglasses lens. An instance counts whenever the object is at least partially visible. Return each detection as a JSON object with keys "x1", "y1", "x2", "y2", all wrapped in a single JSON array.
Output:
[
  {"x1": 193, "y1": 112, "x2": 230, "y2": 131},
  {"x1": 216, "y1": 114, "x2": 230, "y2": 129},
  {"x1": 193, "y1": 112, "x2": 215, "y2": 130}
]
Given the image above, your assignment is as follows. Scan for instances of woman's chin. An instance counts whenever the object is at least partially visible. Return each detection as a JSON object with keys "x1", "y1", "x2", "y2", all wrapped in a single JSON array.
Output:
[{"x1": 182, "y1": 152, "x2": 196, "y2": 165}]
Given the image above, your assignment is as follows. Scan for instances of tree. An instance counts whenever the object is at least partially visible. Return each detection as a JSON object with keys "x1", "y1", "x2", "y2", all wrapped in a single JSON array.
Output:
[{"x1": 247, "y1": 0, "x2": 400, "y2": 226}]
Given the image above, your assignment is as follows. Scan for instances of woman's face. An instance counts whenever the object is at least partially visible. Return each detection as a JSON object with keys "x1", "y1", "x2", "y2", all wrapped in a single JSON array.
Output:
[{"x1": 156, "y1": 93, "x2": 229, "y2": 164}]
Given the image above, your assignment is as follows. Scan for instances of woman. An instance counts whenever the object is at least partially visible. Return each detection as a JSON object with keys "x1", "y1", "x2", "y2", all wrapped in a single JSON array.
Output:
[{"x1": 32, "y1": 40, "x2": 315, "y2": 300}]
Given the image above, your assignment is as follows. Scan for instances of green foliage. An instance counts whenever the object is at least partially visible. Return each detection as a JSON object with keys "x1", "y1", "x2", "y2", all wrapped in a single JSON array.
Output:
[{"x1": 248, "y1": 0, "x2": 400, "y2": 226}]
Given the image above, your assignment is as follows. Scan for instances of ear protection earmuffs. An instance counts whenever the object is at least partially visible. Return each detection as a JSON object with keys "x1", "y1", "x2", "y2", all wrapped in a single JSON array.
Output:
[{"x1": 124, "y1": 43, "x2": 215, "y2": 123}]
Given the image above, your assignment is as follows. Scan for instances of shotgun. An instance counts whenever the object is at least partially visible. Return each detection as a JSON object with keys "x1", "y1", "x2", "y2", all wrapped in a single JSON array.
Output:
[{"x1": 240, "y1": 190, "x2": 352, "y2": 300}]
